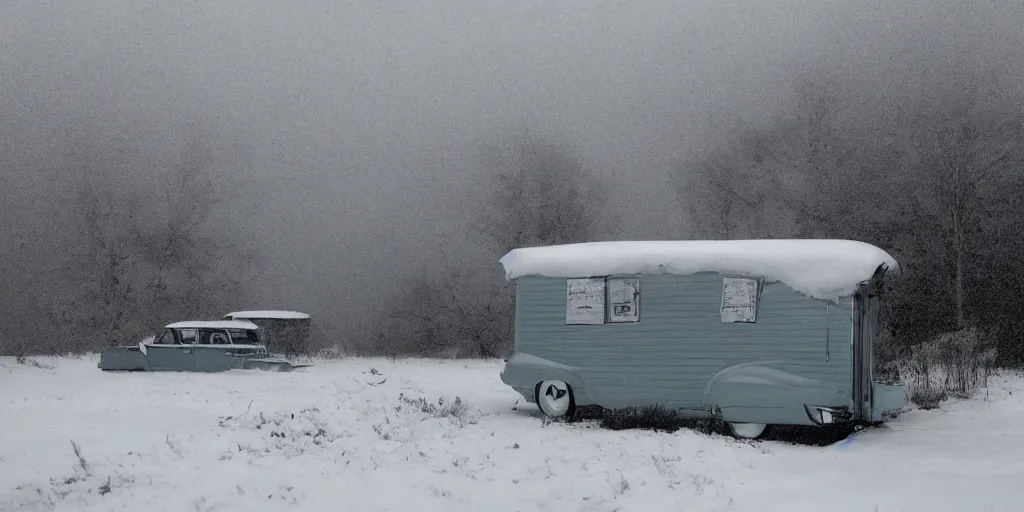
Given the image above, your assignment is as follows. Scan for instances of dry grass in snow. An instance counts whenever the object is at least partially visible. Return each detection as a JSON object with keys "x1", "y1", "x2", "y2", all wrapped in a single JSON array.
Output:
[{"x1": 1, "y1": 356, "x2": 1022, "y2": 512}]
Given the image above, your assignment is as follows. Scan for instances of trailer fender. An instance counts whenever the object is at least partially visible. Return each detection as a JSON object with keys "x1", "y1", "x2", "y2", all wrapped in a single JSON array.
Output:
[
  {"x1": 702, "y1": 361, "x2": 843, "y2": 426},
  {"x1": 500, "y1": 353, "x2": 590, "y2": 405}
]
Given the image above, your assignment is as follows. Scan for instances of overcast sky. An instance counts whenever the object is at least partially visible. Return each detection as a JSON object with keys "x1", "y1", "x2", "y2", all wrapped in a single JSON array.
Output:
[{"x1": 3, "y1": 0, "x2": 1022, "y2": 333}]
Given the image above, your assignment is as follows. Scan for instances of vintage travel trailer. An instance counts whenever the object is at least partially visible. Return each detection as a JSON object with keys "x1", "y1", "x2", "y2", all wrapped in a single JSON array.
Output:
[{"x1": 498, "y1": 239, "x2": 907, "y2": 439}]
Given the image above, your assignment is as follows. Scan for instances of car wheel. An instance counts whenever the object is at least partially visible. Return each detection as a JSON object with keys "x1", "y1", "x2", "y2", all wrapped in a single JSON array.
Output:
[
  {"x1": 728, "y1": 422, "x2": 767, "y2": 440},
  {"x1": 536, "y1": 380, "x2": 575, "y2": 420}
]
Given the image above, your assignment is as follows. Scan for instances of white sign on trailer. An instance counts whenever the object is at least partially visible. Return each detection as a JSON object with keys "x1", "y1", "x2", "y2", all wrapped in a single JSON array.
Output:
[
  {"x1": 566, "y1": 278, "x2": 606, "y2": 325},
  {"x1": 608, "y1": 277, "x2": 640, "y2": 323},
  {"x1": 721, "y1": 277, "x2": 759, "y2": 323}
]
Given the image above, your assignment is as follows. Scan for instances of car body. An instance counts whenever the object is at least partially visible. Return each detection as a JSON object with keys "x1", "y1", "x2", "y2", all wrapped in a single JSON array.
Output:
[{"x1": 98, "y1": 320, "x2": 309, "y2": 372}]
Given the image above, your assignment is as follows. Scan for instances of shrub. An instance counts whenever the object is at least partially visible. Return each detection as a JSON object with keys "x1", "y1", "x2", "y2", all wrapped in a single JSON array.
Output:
[
  {"x1": 898, "y1": 328, "x2": 997, "y2": 407},
  {"x1": 908, "y1": 386, "x2": 947, "y2": 410},
  {"x1": 397, "y1": 394, "x2": 478, "y2": 426},
  {"x1": 599, "y1": 404, "x2": 728, "y2": 435},
  {"x1": 872, "y1": 330, "x2": 906, "y2": 385}
]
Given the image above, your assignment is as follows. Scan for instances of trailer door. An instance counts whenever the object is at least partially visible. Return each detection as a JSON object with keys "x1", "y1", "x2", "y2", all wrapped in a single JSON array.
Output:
[{"x1": 852, "y1": 285, "x2": 882, "y2": 421}]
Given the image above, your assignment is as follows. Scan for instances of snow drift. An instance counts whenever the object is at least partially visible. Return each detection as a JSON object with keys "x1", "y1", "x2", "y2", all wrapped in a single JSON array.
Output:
[{"x1": 499, "y1": 239, "x2": 899, "y2": 301}]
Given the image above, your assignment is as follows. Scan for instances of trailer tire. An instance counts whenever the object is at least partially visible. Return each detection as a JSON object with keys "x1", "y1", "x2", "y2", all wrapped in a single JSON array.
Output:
[
  {"x1": 728, "y1": 422, "x2": 767, "y2": 440},
  {"x1": 536, "y1": 380, "x2": 576, "y2": 420}
]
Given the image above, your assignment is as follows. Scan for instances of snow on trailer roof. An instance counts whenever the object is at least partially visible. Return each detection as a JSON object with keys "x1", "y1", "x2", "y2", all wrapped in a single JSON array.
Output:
[
  {"x1": 165, "y1": 320, "x2": 260, "y2": 330},
  {"x1": 499, "y1": 239, "x2": 898, "y2": 301},
  {"x1": 223, "y1": 310, "x2": 310, "y2": 320}
]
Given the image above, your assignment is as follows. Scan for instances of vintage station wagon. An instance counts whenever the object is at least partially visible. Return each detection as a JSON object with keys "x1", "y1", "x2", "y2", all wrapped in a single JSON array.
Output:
[{"x1": 98, "y1": 320, "x2": 308, "y2": 372}]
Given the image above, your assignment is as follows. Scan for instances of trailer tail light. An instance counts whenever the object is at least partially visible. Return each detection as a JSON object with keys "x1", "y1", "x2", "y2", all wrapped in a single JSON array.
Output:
[{"x1": 805, "y1": 405, "x2": 852, "y2": 425}]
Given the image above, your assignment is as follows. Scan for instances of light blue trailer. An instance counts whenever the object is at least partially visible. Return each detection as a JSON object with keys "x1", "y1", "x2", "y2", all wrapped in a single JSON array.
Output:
[{"x1": 498, "y1": 239, "x2": 906, "y2": 439}]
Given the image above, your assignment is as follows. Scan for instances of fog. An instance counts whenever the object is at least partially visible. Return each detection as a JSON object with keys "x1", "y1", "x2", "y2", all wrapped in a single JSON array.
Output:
[{"x1": 3, "y1": 0, "x2": 1023, "y2": 348}]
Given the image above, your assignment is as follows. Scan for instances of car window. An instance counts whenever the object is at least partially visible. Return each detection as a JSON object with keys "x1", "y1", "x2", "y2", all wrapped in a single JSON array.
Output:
[
  {"x1": 228, "y1": 329, "x2": 258, "y2": 345},
  {"x1": 179, "y1": 329, "x2": 197, "y2": 344},
  {"x1": 154, "y1": 330, "x2": 173, "y2": 344},
  {"x1": 198, "y1": 329, "x2": 230, "y2": 345}
]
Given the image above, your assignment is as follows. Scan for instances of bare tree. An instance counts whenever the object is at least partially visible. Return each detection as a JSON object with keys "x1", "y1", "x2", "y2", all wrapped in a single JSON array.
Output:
[
  {"x1": 916, "y1": 99, "x2": 1023, "y2": 329},
  {"x1": 376, "y1": 131, "x2": 611, "y2": 358},
  {"x1": 49, "y1": 130, "x2": 147, "y2": 350},
  {"x1": 381, "y1": 269, "x2": 513, "y2": 359},
  {"x1": 12, "y1": 128, "x2": 259, "y2": 355},
  {"x1": 131, "y1": 132, "x2": 255, "y2": 329},
  {"x1": 675, "y1": 68, "x2": 1024, "y2": 367},
  {"x1": 62, "y1": 179, "x2": 143, "y2": 347},
  {"x1": 480, "y1": 132, "x2": 609, "y2": 253}
]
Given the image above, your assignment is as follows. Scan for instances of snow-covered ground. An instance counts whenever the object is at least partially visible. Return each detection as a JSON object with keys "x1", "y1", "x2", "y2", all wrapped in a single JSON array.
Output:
[{"x1": 1, "y1": 356, "x2": 1021, "y2": 512}]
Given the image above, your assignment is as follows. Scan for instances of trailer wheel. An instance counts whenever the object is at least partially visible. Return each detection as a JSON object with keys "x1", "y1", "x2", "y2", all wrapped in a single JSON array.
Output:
[
  {"x1": 536, "y1": 380, "x2": 575, "y2": 420},
  {"x1": 728, "y1": 422, "x2": 767, "y2": 440}
]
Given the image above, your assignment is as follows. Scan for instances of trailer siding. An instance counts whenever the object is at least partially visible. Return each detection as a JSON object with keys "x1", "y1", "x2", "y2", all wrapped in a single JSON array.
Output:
[{"x1": 514, "y1": 273, "x2": 853, "y2": 410}]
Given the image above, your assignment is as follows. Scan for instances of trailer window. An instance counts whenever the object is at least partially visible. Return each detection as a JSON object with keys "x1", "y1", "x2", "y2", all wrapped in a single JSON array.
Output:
[
  {"x1": 608, "y1": 278, "x2": 640, "y2": 323},
  {"x1": 721, "y1": 277, "x2": 760, "y2": 323},
  {"x1": 566, "y1": 277, "x2": 606, "y2": 325}
]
